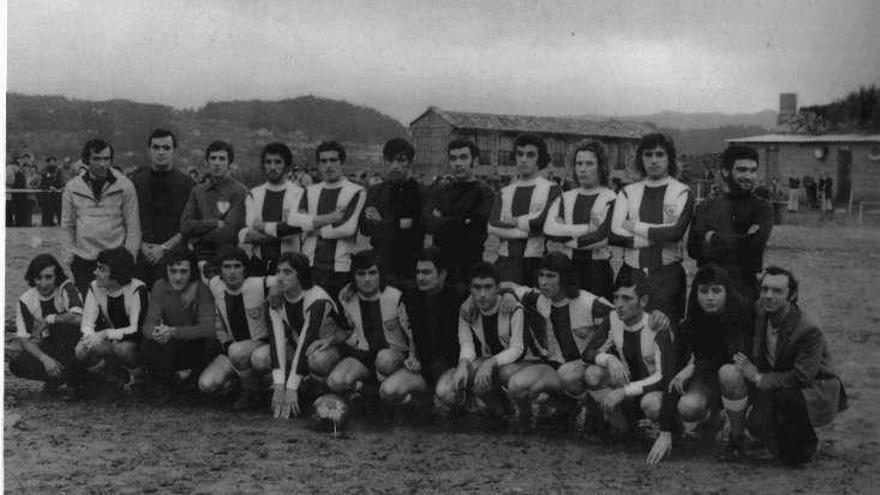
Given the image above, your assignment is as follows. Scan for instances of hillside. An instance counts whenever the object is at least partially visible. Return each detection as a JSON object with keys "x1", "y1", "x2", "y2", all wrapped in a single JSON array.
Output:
[{"x1": 6, "y1": 93, "x2": 409, "y2": 181}]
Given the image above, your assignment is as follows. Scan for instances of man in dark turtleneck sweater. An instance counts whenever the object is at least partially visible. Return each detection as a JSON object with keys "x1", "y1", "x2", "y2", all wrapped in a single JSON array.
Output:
[
  {"x1": 361, "y1": 138, "x2": 428, "y2": 290},
  {"x1": 688, "y1": 144, "x2": 773, "y2": 300},
  {"x1": 423, "y1": 139, "x2": 494, "y2": 289},
  {"x1": 131, "y1": 129, "x2": 194, "y2": 287}
]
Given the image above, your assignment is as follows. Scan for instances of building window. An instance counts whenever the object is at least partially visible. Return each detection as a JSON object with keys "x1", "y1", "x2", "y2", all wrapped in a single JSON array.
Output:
[
  {"x1": 552, "y1": 152, "x2": 564, "y2": 168},
  {"x1": 480, "y1": 150, "x2": 493, "y2": 166}
]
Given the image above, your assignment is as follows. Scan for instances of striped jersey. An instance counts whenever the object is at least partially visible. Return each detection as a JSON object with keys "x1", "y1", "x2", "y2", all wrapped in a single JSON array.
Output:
[
  {"x1": 16, "y1": 280, "x2": 83, "y2": 338},
  {"x1": 543, "y1": 186, "x2": 617, "y2": 259},
  {"x1": 488, "y1": 176, "x2": 560, "y2": 258}
]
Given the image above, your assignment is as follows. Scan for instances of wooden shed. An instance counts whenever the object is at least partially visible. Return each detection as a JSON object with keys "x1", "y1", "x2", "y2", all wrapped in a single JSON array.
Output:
[{"x1": 409, "y1": 106, "x2": 655, "y2": 182}]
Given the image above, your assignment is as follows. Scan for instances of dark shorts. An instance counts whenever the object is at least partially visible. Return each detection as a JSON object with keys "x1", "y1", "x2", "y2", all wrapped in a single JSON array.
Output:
[
  {"x1": 495, "y1": 256, "x2": 541, "y2": 286},
  {"x1": 143, "y1": 338, "x2": 222, "y2": 383},
  {"x1": 338, "y1": 345, "x2": 379, "y2": 378},
  {"x1": 571, "y1": 254, "x2": 613, "y2": 300},
  {"x1": 9, "y1": 324, "x2": 84, "y2": 384}
]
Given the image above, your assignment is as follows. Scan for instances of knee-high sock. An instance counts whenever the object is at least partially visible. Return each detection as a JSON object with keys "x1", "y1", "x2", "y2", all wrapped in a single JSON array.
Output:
[{"x1": 723, "y1": 396, "x2": 749, "y2": 437}]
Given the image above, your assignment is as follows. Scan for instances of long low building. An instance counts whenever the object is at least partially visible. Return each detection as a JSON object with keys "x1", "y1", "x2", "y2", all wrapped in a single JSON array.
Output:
[
  {"x1": 726, "y1": 133, "x2": 880, "y2": 206},
  {"x1": 410, "y1": 106, "x2": 656, "y2": 182}
]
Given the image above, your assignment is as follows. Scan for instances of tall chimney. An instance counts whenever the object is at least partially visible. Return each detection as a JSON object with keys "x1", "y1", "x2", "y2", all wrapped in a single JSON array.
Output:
[{"x1": 777, "y1": 93, "x2": 797, "y2": 126}]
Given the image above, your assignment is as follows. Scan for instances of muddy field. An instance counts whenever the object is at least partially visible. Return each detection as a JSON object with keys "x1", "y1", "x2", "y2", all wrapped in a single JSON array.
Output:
[{"x1": 4, "y1": 223, "x2": 880, "y2": 494}]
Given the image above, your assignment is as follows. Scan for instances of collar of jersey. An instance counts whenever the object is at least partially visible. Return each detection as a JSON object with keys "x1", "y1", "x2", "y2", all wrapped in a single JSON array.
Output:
[{"x1": 644, "y1": 176, "x2": 672, "y2": 188}]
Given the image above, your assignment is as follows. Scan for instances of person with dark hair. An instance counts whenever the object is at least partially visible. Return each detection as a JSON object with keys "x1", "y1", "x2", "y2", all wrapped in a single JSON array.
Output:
[
  {"x1": 9, "y1": 254, "x2": 85, "y2": 394},
  {"x1": 62, "y1": 139, "x2": 142, "y2": 295},
  {"x1": 731, "y1": 267, "x2": 847, "y2": 465},
  {"x1": 268, "y1": 252, "x2": 341, "y2": 419},
  {"x1": 305, "y1": 250, "x2": 413, "y2": 408},
  {"x1": 361, "y1": 138, "x2": 427, "y2": 289},
  {"x1": 435, "y1": 262, "x2": 529, "y2": 417},
  {"x1": 141, "y1": 250, "x2": 218, "y2": 391},
  {"x1": 198, "y1": 246, "x2": 275, "y2": 410},
  {"x1": 239, "y1": 143, "x2": 304, "y2": 276},
  {"x1": 287, "y1": 141, "x2": 366, "y2": 299},
  {"x1": 75, "y1": 247, "x2": 148, "y2": 393},
  {"x1": 383, "y1": 248, "x2": 468, "y2": 406},
  {"x1": 611, "y1": 133, "x2": 694, "y2": 324},
  {"x1": 585, "y1": 269, "x2": 676, "y2": 441},
  {"x1": 39, "y1": 156, "x2": 65, "y2": 226},
  {"x1": 488, "y1": 133, "x2": 561, "y2": 285},
  {"x1": 688, "y1": 144, "x2": 773, "y2": 300},
  {"x1": 180, "y1": 140, "x2": 247, "y2": 281},
  {"x1": 646, "y1": 264, "x2": 754, "y2": 464},
  {"x1": 502, "y1": 252, "x2": 614, "y2": 431},
  {"x1": 131, "y1": 129, "x2": 195, "y2": 287},
  {"x1": 544, "y1": 139, "x2": 617, "y2": 299},
  {"x1": 424, "y1": 139, "x2": 495, "y2": 288},
  {"x1": 819, "y1": 173, "x2": 834, "y2": 218}
]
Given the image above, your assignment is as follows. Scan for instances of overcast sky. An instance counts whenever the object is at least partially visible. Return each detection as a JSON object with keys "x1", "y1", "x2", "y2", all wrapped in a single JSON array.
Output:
[{"x1": 6, "y1": 0, "x2": 880, "y2": 124}]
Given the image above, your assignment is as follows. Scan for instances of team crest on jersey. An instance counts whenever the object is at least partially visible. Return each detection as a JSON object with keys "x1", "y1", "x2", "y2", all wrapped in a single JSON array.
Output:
[
  {"x1": 572, "y1": 326, "x2": 591, "y2": 339},
  {"x1": 591, "y1": 209, "x2": 604, "y2": 226},
  {"x1": 663, "y1": 203, "x2": 679, "y2": 222},
  {"x1": 217, "y1": 200, "x2": 230, "y2": 215},
  {"x1": 247, "y1": 307, "x2": 263, "y2": 319}
]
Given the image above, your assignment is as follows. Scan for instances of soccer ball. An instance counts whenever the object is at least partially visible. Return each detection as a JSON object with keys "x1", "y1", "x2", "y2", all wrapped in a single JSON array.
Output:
[{"x1": 313, "y1": 393, "x2": 350, "y2": 437}]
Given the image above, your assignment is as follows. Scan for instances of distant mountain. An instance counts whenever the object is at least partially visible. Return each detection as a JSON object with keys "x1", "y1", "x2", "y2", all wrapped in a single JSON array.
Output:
[
  {"x1": 6, "y1": 93, "x2": 409, "y2": 182},
  {"x1": 616, "y1": 110, "x2": 778, "y2": 131},
  {"x1": 197, "y1": 96, "x2": 408, "y2": 144},
  {"x1": 661, "y1": 125, "x2": 771, "y2": 155}
]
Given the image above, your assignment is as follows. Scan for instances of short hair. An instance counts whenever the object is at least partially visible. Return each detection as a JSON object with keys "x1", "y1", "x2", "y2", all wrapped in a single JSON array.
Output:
[
  {"x1": 163, "y1": 249, "x2": 198, "y2": 283},
  {"x1": 469, "y1": 261, "x2": 498, "y2": 285},
  {"x1": 20, "y1": 152, "x2": 33, "y2": 159},
  {"x1": 25, "y1": 254, "x2": 68, "y2": 287},
  {"x1": 276, "y1": 252, "x2": 314, "y2": 290},
  {"x1": 447, "y1": 138, "x2": 480, "y2": 162},
  {"x1": 761, "y1": 266, "x2": 799, "y2": 303},
  {"x1": 96, "y1": 247, "x2": 135, "y2": 285},
  {"x1": 721, "y1": 144, "x2": 760, "y2": 172},
  {"x1": 261, "y1": 142, "x2": 293, "y2": 169},
  {"x1": 613, "y1": 268, "x2": 651, "y2": 300},
  {"x1": 570, "y1": 139, "x2": 610, "y2": 186},
  {"x1": 350, "y1": 249, "x2": 384, "y2": 290},
  {"x1": 315, "y1": 141, "x2": 347, "y2": 164},
  {"x1": 147, "y1": 129, "x2": 178, "y2": 148},
  {"x1": 214, "y1": 246, "x2": 250, "y2": 277},
  {"x1": 513, "y1": 133, "x2": 551, "y2": 169},
  {"x1": 635, "y1": 133, "x2": 678, "y2": 177},
  {"x1": 383, "y1": 138, "x2": 415, "y2": 163},
  {"x1": 46, "y1": 156, "x2": 57, "y2": 163},
  {"x1": 538, "y1": 252, "x2": 580, "y2": 299},
  {"x1": 81, "y1": 139, "x2": 114, "y2": 164},
  {"x1": 205, "y1": 140, "x2": 235, "y2": 163},
  {"x1": 416, "y1": 247, "x2": 449, "y2": 274}
]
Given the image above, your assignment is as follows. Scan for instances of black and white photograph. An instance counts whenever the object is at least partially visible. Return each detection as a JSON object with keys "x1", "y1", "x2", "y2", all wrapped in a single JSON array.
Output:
[{"x1": 3, "y1": 0, "x2": 879, "y2": 493}]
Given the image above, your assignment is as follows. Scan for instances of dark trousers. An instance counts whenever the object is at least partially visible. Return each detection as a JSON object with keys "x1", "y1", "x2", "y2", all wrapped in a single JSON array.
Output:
[
  {"x1": 748, "y1": 387, "x2": 818, "y2": 465},
  {"x1": 495, "y1": 256, "x2": 541, "y2": 286},
  {"x1": 572, "y1": 254, "x2": 613, "y2": 300},
  {"x1": 617, "y1": 262, "x2": 687, "y2": 324},
  {"x1": 9, "y1": 324, "x2": 84, "y2": 385},
  {"x1": 71, "y1": 256, "x2": 98, "y2": 296},
  {"x1": 11, "y1": 194, "x2": 31, "y2": 226},
  {"x1": 39, "y1": 191, "x2": 60, "y2": 226},
  {"x1": 142, "y1": 338, "x2": 220, "y2": 385}
]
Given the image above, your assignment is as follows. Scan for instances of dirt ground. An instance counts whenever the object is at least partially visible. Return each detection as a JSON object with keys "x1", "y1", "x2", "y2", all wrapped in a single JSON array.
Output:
[{"x1": 4, "y1": 223, "x2": 880, "y2": 494}]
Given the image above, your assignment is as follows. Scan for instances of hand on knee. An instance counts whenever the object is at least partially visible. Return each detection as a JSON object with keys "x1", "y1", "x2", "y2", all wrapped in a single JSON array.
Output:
[{"x1": 584, "y1": 365, "x2": 606, "y2": 389}]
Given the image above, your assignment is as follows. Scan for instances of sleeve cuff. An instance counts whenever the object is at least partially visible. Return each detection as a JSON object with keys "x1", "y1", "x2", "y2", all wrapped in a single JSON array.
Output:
[
  {"x1": 265, "y1": 222, "x2": 278, "y2": 238},
  {"x1": 623, "y1": 383, "x2": 642, "y2": 397},
  {"x1": 287, "y1": 374, "x2": 303, "y2": 390},
  {"x1": 516, "y1": 216, "x2": 530, "y2": 231},
  {"x1": 272, "y1": 369, "x2": 285, "y2": 385},
  {"x1": 633, "y1": 222, "x2": 651, "y2": 239},
  {"x1": 45, "y1": 314, "x2": 57, "y2": 325}
]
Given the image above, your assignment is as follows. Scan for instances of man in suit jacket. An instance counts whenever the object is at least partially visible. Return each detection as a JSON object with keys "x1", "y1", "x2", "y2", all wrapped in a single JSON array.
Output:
[{"x1": 732, "y1": 266, "x2": 847, "y2": 465}]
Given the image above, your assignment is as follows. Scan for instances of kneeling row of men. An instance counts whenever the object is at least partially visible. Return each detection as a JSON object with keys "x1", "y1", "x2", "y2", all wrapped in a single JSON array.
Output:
[{"x1": 12, "y1": 246, "x2": 846, "y2": 466}]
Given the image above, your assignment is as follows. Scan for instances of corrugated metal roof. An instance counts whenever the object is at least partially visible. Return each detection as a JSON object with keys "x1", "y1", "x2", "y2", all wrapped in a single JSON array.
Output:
[
  {"x1": 412, "y1": 106, "x2": 654, "y2": 139},
  {"x1": 727, "y1": 133, "x2": 880, "y2": 144}
]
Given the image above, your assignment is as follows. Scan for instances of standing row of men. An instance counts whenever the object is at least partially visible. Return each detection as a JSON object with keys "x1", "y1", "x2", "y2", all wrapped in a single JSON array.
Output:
[{"x1": 17, "y1": 127, "x2": 845, "y2": 467}]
